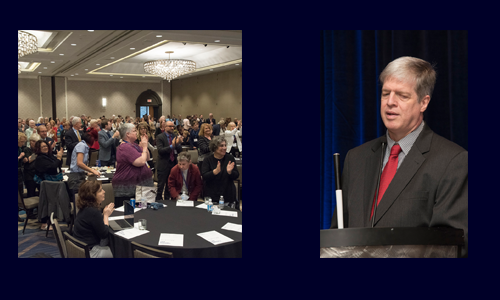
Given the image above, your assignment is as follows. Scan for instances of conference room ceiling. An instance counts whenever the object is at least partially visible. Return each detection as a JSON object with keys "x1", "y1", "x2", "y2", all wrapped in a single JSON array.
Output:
[{"x1": 18, "y1": 30, "x2": 242, "y2": 83}]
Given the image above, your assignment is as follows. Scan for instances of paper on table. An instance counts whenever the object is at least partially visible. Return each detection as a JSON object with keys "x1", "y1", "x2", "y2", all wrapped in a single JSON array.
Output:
[
  {"x1": 114, "y1": 228, "x2": 149, "y2": 239},
  {"x1": 196, "y1": 203, "x2": 207, "y2": 209},
  {"x1": 158, "y1": 233, "x2": 184, "y2": 246},
  {"x1": 212, "y1": 210, "x2": 238, "y2": 217},
  {"x1": 176, "y1": 200, "x2": 194, "y2": 207},
  {"x1": 108, "y1": 215, "x2": 124, "y2": 221},
  {"x1": 221, "y1": 222, "x2": 242, "y2": 233},
  {"x1": 97, "y1": 177, "x2": 108, "y2": 181},
  {"x1": 197, "y1": 230, "x2": 234, "y2": 245},
  {"x1": 114, "y1": 206, "x2": 143, "y2": 212}
]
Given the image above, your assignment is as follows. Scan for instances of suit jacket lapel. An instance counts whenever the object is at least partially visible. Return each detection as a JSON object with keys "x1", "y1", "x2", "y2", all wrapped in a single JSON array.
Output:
[
  {"x1": 372, "y1": 124, "x2": 433, "y2": 226},
  {"x1": 363, "y1": 136, "x2": 387, "y2": 226}
]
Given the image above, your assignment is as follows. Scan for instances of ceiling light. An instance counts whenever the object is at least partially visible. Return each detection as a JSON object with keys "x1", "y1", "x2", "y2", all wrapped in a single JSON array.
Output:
[
  {"x1": 236, "y1": 64, "x2": 239, "y2": 65},
  {"x1": 75, "y1": 73, "x2": 78, "y2": 75},
  {"x1": 110, "y1": 75, "x2": 113, "y2": 76},
  {"x1": 96, "y1": 64, "x2": 100, "y2": 65},
  {"x1": 120, "y1": 77, "x2": 123, "y2": 78},
  {"x1": 18, "y1": 31, "x2": 38, "y2": 74},
  {"x1": 71, "y1": 44, "x2": 76, "y2": 46},
  {"x1": 110, "y1": 57, "x2": 114, "y2": 59},
  {"x1": 130, "y1": 48, "x2": 135, "y2": 50},
  {"x1": 71, "y1": 75, "x2": 74, "y2": 76},
  {"x1": 38, "y1": 72, "x2": 42, "y2": 74},
  {"x1": 85, "y1": 69, "x2": 88, "y2": 71},
  {"x1": 156, "y1": 35, "x2": 162, "y2": 37},
  {"x1": 144, "y1": 51, "x2": 196, "y2": 82},
  {"x1": 51, "y1": 61, "x2": 55, "y2": 63},
  {"x1": 43, "y1": 67, "x2": 47, "y2": 69},
  {"x1": 88, "y1": 30, "x2": 94, "y2": 32},
  {"x1": 215, "y1": 40, "x2": 220, "y2": 42},
  {"x1": 59, "y1": 54, "x2": 64, "y2": 56}
]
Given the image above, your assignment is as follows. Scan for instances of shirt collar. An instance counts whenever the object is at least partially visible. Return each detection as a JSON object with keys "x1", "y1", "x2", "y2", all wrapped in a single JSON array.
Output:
[{"x1": 386, "y1": 120, "x2": 425, "y2": 155}]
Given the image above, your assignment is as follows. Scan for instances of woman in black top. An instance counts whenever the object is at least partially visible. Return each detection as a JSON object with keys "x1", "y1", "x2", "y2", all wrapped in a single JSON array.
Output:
[
  {"x1": 201, "y1": 135, "x2": 239, "y2": 207},
  {"x1": 33, "y1": 140, "x2": 64, "y2": 183},
  {"x1": 197, "y1": 123, "x2": 213, "y2": 171},
  {"x1": 73, "y1": 181, "x2": 115, "y2": 258},
  {"x1": 24, "y1": 133, "x2": 41, "y2": 198}
]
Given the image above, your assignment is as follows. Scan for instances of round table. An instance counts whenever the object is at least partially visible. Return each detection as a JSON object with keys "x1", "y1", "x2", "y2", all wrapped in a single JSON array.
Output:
[{"x1": 107, "y1": 200, "x2": 242, "y2": 258}]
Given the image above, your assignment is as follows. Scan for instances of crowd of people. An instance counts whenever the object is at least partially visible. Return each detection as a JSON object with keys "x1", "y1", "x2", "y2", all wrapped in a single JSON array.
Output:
[{"x1": 18, "y1": 112, "x2": 242, "y2": 254}]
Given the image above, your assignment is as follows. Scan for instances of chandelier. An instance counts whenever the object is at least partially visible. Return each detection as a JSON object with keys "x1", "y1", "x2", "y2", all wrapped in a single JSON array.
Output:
[
  {"x1": 144, "y1": 51, "x2": 195, "y2": 82},
  {"x1": 18, "y1": 31, "x2": 38, "y2": 74}
]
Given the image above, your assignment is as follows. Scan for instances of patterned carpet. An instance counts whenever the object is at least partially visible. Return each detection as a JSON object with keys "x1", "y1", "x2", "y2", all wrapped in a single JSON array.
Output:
[{"x1": 18, "y1": 209, "x2": 66, "y2": 258}]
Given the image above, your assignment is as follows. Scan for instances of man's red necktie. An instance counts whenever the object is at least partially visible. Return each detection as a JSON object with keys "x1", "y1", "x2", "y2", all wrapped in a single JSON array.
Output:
[{"x1": 370, "y1": 144, "x2": 402, "y2": 220}]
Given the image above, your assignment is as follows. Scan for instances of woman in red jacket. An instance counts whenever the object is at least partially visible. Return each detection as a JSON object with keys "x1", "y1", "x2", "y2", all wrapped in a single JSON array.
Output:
[
  {"x1": 167, "y1": 152, "x2": 202, "y2": 200},
  {"x1": 87, "y1": 119, "x2": 100, "y2": 151}
]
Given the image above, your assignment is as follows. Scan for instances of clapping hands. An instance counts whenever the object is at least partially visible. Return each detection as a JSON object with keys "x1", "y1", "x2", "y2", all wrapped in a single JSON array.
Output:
[{"x1": 227, "y1": 161, "x2": 235, "y2": 174}]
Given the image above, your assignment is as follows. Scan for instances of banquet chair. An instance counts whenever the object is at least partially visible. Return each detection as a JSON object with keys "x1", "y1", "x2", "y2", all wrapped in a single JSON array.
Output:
[
  {"x1": 131, "y1": 242, "x2": 174, "y2": 258},
  {"x1": 18, "y1": 191, "x2": 39, "y2": 235},
  {"x1": 63, "y1": 232, "x2": 91, "y2": 258},
  {"x1": 187, "y1": 150, "x2": 198, "y2": 164},
  {"x1": 152, "y1": 147, "x2": 158, "y2": 163},
  {"x1": 51, "y1": 212, "x2": 68, "y2": 258},
  {"x1": 99, "y1": 183, "x2": 115, "y2": 211},
  {"x1": 88, "y1": 150, "x2": 99, "y2": 167},
  {"x1": 39, "y1": 181, "x2": 74, "y2": 237}
]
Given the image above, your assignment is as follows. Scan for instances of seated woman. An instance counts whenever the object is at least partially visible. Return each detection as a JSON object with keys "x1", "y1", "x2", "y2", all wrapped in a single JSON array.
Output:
[
  {"x1": 112, "y1": 123, "x2": 154, "y2": 207},
  {"x1": 67, "y1": 133, "x2": 100, "y2": 196},
  {"x1": 181, "y1": 130, "x2": 191, "y2": 146},
  {"x1": 201, "y1": 136, "x2": 239, "y2": 208},
  {"x1": 73, "y1": 180, "x2": 115, "y2": 258},
  {"x1": 168, "y1": 152, "x2": 202, "y2": 201}
]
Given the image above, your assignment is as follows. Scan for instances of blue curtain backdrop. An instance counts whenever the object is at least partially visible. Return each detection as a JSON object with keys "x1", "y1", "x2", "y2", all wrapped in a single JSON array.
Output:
[{"x1": 320, "y1": 30, "x2": 468, "y2": 230}]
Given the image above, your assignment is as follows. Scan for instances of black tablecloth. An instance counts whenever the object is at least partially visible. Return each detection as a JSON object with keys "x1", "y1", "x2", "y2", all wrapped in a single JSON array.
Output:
[{"x1": 107, "y1": 200, "x2": 242, "y2": 258}]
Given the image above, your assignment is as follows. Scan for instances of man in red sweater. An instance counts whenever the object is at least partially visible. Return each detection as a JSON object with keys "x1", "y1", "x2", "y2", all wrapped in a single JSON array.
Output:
[{"x1": 168, "y1": 152, "x2": 202, "y2": 200}]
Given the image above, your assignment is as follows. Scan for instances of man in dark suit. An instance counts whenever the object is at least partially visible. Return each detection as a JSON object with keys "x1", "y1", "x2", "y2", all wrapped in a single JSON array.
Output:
[
  {"x1": 37, "y1": 125, "x2": 56, "y2": 152},
  {"x1": 65, "y1": 117, "x2": 83, "y2": 167},
  {"x1": 156, "y1": 121, "x2": 183, "y2": 200},
  {"x1": 206, "y1": 113, "x2": 216, "y2": 125},
  {"x1": 98, "y1": 118, "x2": 120, "y2": 166},
  {"x1": 212, "y1": 121, "x2": 221, "y2": 136},
  {"x1": 330, "y1": 56, "x2": 468, "y2": 257}
]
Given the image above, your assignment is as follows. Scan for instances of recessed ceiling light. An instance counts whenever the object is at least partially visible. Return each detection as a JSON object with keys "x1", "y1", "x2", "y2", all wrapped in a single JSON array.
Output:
[
  {"x1": 142, "y1": 76, "x2": 145, "y2": 78},
  {"x1": 214, "y1": 40, "x2": 220, "y2": 42},
  {"x1": 51, "y1": 61, "x2": 55, "y2": 63},
  {"x1": 75, "y1": 73, "x2": 78, "y2": 75},
  {"x1": 110, "y1": 57, "x2": 114, "y2": 59},
  {"x1": 130, "y1": 48, "x2": 135, "y2": 50},
  {"x1": 210, "y1": 69, "x2": 213, "y2": 71},
  {"x1": 236, "y1": 64, "x2": 239, "y2": 65},
  {"x1": 88, "y1": 30, "x2": 94, "y2": 32},
  {"x1": 120, "y1": 77, "x2": 123, "y2": 78},
  {"x1": 71, "y1": 75, "x2": 74, "y2": 76},
  {"x1": 59, "y1": 54, "x2": 64, "y2": 56},
  {"x1": 96, "y1": 64, "x2": 100, "y2": 65},
  {"x1": 156, "y1": 35, "x2": 162, "y2": 37},
  {"x1": 43, "y1": 67, "x2": 47, "y2": 69},
  {"x1": 85, "y1": 69, "x2": 88, "y2": 71},
  {"x1": 38, "y1": 72, "x2": 42, "y2": 73},
  {"x1": 71, "y1": 44, "x2": 76, "y2": 46},
  {"x1": 110, "y1": 75, "x2": 113, "y2": 76}
]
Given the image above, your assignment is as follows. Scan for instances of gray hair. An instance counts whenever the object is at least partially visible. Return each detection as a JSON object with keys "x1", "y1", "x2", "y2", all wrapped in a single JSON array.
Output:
[
  {"x1": 119, "y1": 123, "x2": 135, "y2": 139},
  {"x1": 72, "y1": 117, "x2": 81, "y2": 126},
  {"x1": 177, "y1": 152, "x2": 191, "y2": 162},
  {"x1": 29, "y1": 133, "x2": 41, "y2": 142},
  {"x1": 379, "y1": 56, "x2": 437, "y2": 103},
  {"x1": 209, "y1": 135, "x2": 226, "y2": 153}
]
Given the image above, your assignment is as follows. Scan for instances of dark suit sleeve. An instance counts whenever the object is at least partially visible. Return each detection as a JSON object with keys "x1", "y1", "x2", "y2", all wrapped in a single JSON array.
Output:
[
  {"x1": 98, "y1": 132, "x2": 115, "y2": 150},
  {"x1": 65, "y1": 131, "x2": 78, "y2": 152},
  {"x1": 156, "y1": 134, "x2": 174, "y2": 158},
  {"x1": 330, "y1": 150, "x2": 350, "y2": 229},
  {"x1": 429, "y1": 150, "x2": 468, "y2": 256}
]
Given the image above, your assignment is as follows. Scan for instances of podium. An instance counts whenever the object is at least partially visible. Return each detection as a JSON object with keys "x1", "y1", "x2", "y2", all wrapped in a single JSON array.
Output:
[{"x1": 320, "y1": 227, "x2": 465, "y2": 258}]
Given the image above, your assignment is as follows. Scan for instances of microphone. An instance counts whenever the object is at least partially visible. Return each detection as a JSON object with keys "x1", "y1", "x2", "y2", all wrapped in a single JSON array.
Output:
[
  {"x1": 333, "y1": 153, "x2": 344, "y2": 229},
  {"x1": 371, "y1": 142, "x2": 386, "y2": 228}
]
